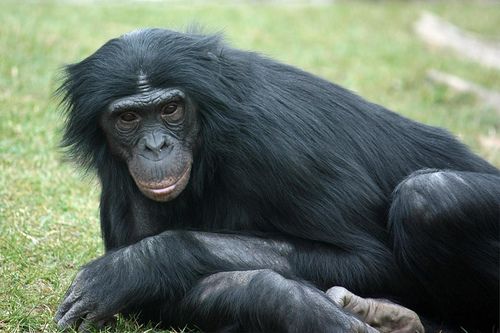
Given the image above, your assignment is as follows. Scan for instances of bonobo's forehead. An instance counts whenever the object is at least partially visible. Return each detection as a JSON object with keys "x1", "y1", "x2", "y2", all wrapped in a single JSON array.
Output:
[
  {"x1": 71, "y1": 28, "x2": 223, "y2": 109},
  {"x1": 111, "y1": 28, "x2": 222, "y2": 65},
  {"x1": 109, "y1": 88, "x2": 185, "y2": 112},
  {"x1": 115, "y1": 28, "x2": 209, "y2": 59}
]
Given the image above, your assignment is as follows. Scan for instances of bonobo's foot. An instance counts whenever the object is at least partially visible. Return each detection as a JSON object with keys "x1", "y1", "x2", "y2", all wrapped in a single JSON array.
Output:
[{"x1": 327, "y1": 287, "x2": 424, "y2": 333}]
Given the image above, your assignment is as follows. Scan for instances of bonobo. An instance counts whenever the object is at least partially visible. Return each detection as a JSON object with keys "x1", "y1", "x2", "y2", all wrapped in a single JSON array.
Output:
[{"x1": 55, "y1": 29, "x2": 499, "y2": 332}]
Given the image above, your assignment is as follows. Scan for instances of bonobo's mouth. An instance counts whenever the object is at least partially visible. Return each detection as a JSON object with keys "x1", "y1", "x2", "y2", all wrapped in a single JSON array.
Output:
[{"x1": 134, "y1": 164, "x2": 191, "y2": 202}]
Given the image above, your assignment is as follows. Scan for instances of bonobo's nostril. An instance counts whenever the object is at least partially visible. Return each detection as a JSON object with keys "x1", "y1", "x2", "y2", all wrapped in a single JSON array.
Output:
[
  {"x1": 158, "y1": 139, "x2": 168, "y2": 152},
  {"x1": 144, "y1": 134, "x2": 168, "y2": 154}
]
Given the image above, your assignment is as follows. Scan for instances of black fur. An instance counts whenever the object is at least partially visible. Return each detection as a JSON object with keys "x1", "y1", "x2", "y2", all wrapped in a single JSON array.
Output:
[{"x1": 56, "y1": 29, "x2": 499, "y2": 332}]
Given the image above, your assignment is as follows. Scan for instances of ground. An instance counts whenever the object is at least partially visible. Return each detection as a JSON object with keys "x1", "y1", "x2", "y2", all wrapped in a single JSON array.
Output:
[{"x1": 0, "y1": 1, "x2": 498, "y2": 332}]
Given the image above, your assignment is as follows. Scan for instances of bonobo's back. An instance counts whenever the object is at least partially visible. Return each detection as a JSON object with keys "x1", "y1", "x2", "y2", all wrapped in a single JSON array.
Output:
[{"x1": 214, "y1": 32, "x2": 499, "y2": 192}]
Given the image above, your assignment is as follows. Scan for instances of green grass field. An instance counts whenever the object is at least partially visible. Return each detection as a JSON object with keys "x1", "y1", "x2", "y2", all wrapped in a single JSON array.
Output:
[{"x1": 0, "y1": 1, "x2": 499, "y2": 332}]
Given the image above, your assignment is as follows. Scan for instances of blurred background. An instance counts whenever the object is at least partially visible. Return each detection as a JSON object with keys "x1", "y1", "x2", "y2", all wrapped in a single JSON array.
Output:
[{"x1": 0, "y1": 1, "x2": 499, "y2": 332}]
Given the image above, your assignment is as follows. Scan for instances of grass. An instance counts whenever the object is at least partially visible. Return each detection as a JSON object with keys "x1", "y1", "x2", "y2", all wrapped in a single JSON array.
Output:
[{"x1": 0, "y1": 1, "x2": 499, "y2": 332}]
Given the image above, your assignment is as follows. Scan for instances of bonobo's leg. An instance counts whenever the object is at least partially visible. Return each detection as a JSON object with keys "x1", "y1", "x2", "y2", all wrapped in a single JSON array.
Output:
[
  {"x1": 389, "y1": 169, "x2": 499, "y2": 328},
  {"x1": 178, "y1": 270, "x2": 377, "y2": 333}
]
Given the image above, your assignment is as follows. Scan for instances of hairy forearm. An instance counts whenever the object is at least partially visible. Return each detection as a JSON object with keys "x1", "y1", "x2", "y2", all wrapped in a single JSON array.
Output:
[
  {"x1": 126, "y1": 231, "x2": 294, "y2": 285},
  {"x1": 120, "y1": 230, "x2": 397, "y2": 300},
  {"x1": 55, "y1": 229, "x2": 398, "y2": 329}
]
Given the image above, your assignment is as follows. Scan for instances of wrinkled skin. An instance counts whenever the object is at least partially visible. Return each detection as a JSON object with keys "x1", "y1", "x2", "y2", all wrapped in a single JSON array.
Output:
[{"x1": 328, "y1": 287, "x2": 425, "y2": 333}]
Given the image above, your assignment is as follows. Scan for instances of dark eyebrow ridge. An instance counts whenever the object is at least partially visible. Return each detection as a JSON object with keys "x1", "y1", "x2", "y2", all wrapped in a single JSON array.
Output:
[{"x1": 109, "y1": 89, "x2": 185, "y2": 113}]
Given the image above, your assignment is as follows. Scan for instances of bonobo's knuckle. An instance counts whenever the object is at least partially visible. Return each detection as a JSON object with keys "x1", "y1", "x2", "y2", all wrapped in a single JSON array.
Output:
[{"x1": 326, "y1": 286, "x2": 350, "y2": 307}]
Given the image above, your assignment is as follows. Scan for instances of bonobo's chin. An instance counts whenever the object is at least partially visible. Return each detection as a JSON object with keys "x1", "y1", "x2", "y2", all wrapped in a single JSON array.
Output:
[{"x1": 132, "y1": 164, "x2": 191, "y2": 202}]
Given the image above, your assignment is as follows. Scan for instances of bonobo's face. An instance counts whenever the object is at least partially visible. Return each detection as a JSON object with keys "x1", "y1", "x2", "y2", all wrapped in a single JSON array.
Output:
[{"x1": 100, "y1": 82, "x2": 198, "y2": 202}]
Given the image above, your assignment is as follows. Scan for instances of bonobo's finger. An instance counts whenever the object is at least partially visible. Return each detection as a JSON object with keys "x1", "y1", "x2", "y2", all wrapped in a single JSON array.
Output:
[
  {"x1": 327, "y1": 286, "x2": 372, "y2": 319},
  {"x1": 56, "y1": 301, "x2": 90, "y2": 330},
  {"x1": 54, "y1": 289, "x2": 83, "y2": 323},
  {"x1": 78, "y1": 313, "x2": 116, "y2": 332},
  {"x1": 95, "y1": 316, "x2": 117, "y2": 329},
  {"x1": 326, "y1": 286, "x2": 350, "y2": 305},
  {"x1": 366, "y1": 301, "x2": 424, "y2": 333},
  {"x1": 55, "y1": 274, "x2": 86, "y2": 323},
  {"x1": 54, "y1": 306, "x2": 66, "y2": 324},
  {"x1": 327, "y1": 287, "x2": 378, "y2": 333},
  {"x1": 77, "y1": 317, "x2": 97, "y2": 333},
  {"x1": 77, "y1": 320, "x2": 92, "y2": 333},
  {"x1": 77, "y1": 313, "x2": 98, "y2": 333}
]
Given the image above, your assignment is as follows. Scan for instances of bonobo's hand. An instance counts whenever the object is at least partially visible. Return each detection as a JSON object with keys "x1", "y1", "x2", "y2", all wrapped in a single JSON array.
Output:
[
  {"x1": 55, "y1": 252, "x2": 128, "y2": 332},
  {"x1": 327, "y1": 287, "x2": 425, "y2": 333}
]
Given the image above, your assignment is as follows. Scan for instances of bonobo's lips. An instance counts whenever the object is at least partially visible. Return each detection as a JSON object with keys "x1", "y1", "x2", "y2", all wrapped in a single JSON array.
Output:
[{"x1": 135, "y1": 164, "x2": 191, "y2": 201}]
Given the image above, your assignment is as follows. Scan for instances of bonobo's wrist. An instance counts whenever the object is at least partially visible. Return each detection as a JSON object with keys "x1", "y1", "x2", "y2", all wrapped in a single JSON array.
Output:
[{"x1": 128, "y1": 233, "x2": 190, "y2": 300}]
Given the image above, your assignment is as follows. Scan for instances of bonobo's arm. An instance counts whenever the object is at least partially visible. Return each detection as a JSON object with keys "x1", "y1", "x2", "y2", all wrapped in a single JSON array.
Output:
[{"x1": 55, "y1": 230, "x2": 397, "y2": 330}]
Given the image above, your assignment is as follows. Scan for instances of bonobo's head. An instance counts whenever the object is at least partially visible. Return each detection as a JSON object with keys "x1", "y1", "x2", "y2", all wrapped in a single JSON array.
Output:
[
  {"x1": 100, "y1": 82, "x2": 197, "y2": 202},
  {"x1": 58, "y1": 29, "x2": 230, "y2": 202}
]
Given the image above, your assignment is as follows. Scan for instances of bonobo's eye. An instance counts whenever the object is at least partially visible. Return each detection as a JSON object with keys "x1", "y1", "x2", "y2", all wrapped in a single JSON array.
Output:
[
  {"x1": 162, "y1": 102, "x2": 178, "y2": 115},
  {"x1": 117, "y1": 111, "x2": 140, "y2": 129},
  {"x1": 161, "y1": 101, "x2": 184, "y2": 123},
  {"x1": 120, "y1": 112, "x2": 138, "y2": 122}
]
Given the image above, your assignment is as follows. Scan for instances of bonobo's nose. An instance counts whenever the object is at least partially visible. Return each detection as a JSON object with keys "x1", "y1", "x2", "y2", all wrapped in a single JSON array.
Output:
[{"x1": 141, "y1": 133, "x2": 168, "y2": 155}]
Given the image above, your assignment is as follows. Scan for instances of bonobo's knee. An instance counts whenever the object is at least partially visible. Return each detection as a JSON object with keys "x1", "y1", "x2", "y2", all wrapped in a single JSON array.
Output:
[
  {"x1": 184, "y1": 269, "x2": 286, "y2": 308},
  {"x1": 390, "y1": 168, "x2": 499, "y2": 228},
  {"x1": 390, "y1": 169, "x2": 451, "y2": 226},
  {"x1": 188, "y1": 270, "x2": 254, "y2": 302},
  {"x1": 389, "y1": 168, "x2": 500, "y2": 277},
  {"x1": 389, "y1": 169, "x2": 471, "y2": 264}
]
